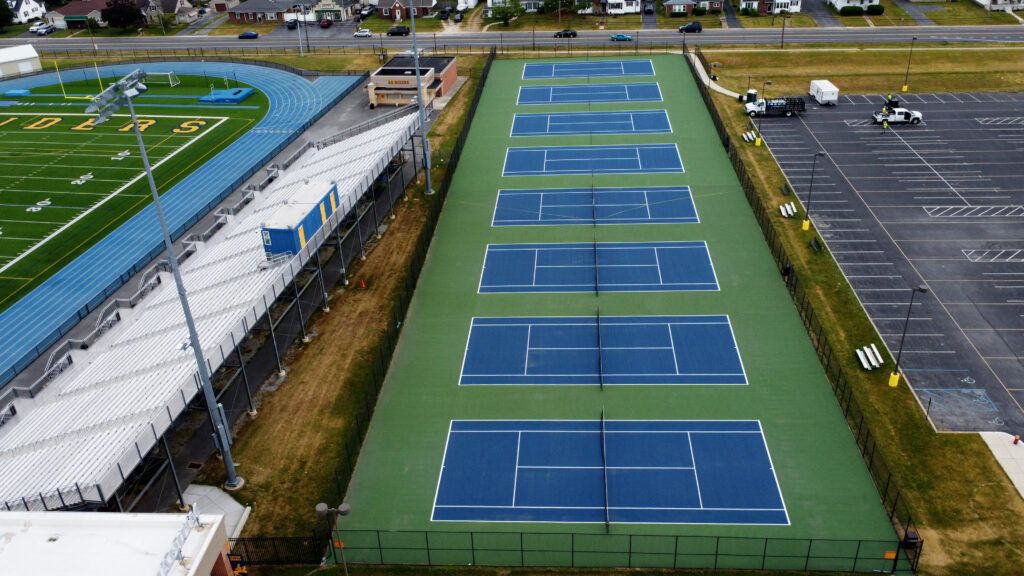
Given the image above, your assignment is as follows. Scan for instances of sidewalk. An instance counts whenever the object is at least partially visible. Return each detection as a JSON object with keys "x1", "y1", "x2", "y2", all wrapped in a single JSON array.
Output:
[
  {"x1": 982, "y1": 433, "x2": 1024, "y2": 501},
  {"x1": 687, "y1": 51, "x2": 740, "y2": 99}
]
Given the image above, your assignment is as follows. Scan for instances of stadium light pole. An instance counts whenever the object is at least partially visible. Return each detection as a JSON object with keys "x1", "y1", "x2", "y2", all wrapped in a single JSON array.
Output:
[
  {"x1": 802, "y1": 151, "x2": 825, "y2": 231},
  {"x1": 902, "y1": 36, "x2": 917, "y2": 93},
  {"x1": 889, "y1": 285, "x2": 928, "y2": 388},
  {"x1": 408, "y1": 0, "x2": 434, "y2": 196},
  {"x1": 87, "y1": 70, "x2": 244, "y2": 491},
  {"x1": 316, "y1": 502, "x2": 351, "y2": 575}
]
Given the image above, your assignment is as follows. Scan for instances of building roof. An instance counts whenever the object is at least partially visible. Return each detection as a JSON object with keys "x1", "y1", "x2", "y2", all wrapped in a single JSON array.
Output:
[
  {"x1": 228, "y1": 0, "x2": 315, "y2": 12},
  {"x1": 0, "y1": 511, "x2": 227, "y2": 576},
  {"x1": 388, "y1": 0, "x2": 436, "y2": 8},
  {"x1": 384, "y1": 55, "x2": 455, "y2": 72},
  {"x1": 0, "y1": 45, "x2": 38, "y2": 64},
  {"x1": 50, "y1": 0, "x2": 109, "y2": 16},
  {"x1": 663, "y1": 0, "x2": 696, "y2": 4}
]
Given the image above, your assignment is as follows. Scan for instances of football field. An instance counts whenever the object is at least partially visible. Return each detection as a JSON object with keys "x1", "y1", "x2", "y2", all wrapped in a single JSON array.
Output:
[{"x1": 0, "y1": 75, "x2": 265, "y2": 310}]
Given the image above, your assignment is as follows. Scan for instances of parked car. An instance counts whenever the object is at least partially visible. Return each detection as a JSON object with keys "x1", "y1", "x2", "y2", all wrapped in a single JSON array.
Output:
[
  {"x1": 609, "y1": 33, "x2": 632, "y2": 41},
  {"x1": 238, "y1": 31, "x2": 259, "y2": 39},
  {"x1": 28, "y1": 21, "x2": 46, "y2": 33},
  {"x1": 198, "y1": 7, "x2": 206, "y2": 14},
  {"x1": 319, "y1": 18, "x2": 332, "y2": 27},
  {"x1": 439, "y1": 10, "x2": 449, "y2": 19},
  {"x1": 286, "y1": 19, "x2": 298, "y2": 29},
  {"x1": 872, "y1": 107, "x2": 922, "y2": 125},
  {"x1": 387, "y1": 25, "x2": 410, "y2": 36},
  {"x1": 679, "y1": 21, "x2": 702, "y2": 33},
  {"x1": 360, "y1": 6, "x2": 374, "y2": 17},
  {"x1": 35, "y1": 24, "x2": 56, "y2": 36},
  {"x1": 353, "y1": 27, "x2": 373, "y2": 37},
  {"x1": 554, "y1": 29, "x2": 577, "y2": 38},
  {"x1": 453, "y1": 11, "x2": 463, "y2": 22},
  {"x1": 643, "y1": 3, "x2": 654, "y2": 13}
]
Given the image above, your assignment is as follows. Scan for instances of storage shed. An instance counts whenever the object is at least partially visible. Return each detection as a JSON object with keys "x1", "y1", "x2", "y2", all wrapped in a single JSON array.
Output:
[{"x1": 0, "y1": 45, "x2": 41, "y2": 80}]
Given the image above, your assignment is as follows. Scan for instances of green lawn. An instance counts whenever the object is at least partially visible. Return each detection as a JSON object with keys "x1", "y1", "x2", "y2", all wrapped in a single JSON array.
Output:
[
  {"x1": 920, "y1": 0, "x2": 1019, "y2": 24},
  {"x1": 357, "y1": 13, "x2": 444, "y2": 33},
  {"x1": 737, "y1": 13, "x2": 818, "y2": 27},
  {"x1": 0, "y1": 24, "x2": 31, "y2": 38},
  {"x1": 0, "y1": 74, "x2": 266, "y2": 311},
  {"x1": 869, "y1": 0, "x2": 917, "y2": 26},
  {"x1": 337, "y1": 54, "x2": 897, "y2": 569}
]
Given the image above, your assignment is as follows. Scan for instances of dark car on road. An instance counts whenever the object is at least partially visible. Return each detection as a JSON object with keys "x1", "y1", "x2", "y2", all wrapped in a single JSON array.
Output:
[
  {"x1": 238, "y1": 31, "x2": 259, "y2": 39},
  {"x1": 286, "y1": 19, "x2": 298, "y2": 29},
  {"x1": 387, "y1": 25, "x2": 410, "y2": 36},
  {"x1": 679, "y1": 21, "x2": 703, "y2": 33},
  {"x1": 319, "y1": 18, "x2": 332, "y2": 27},
  {"x1": 554, "y1": 29, "x2": 577, "y2": 38}
]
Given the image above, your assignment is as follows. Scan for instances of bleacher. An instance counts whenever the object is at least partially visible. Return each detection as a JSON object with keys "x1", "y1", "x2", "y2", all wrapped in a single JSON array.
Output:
[{"x1": 0, "y1": 112, "x2": 420, "y2": 511}]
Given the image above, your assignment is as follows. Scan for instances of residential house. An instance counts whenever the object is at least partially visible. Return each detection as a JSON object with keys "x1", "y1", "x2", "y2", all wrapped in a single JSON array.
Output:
[
  {"x1": 378, "y1": 0, "x2": 436, "y2": 20},
  {"x1": 589, "y1": 0, "x2": 642, "y2": 14},
  {"x1": 485, "y1": 0, "x2": 540, "y2": 15},
  {"x1": 312, "y1": 0, "x2": 353, "y2": 21},
  {"x1": 212, "y1": 0, "x2": 241, "y2": 11},
  {"x1": 738, "y1": 0, "x2": 799, "y2": 14},
  {"x1": 663, "y1": 0, "x2": 723, "y2": 14},
  {"x1": 45, "y1": 0, "x2": 111, "y2": 29},
  {"x1": 145, "y1": 0, "x2": 199, "y2": 23},
  {"x1": 826, "y1": 0, "x2": 877, "y2": 10},
  {"x1": 226, "y1": 0, "x2": 315, "y2": 23},
  {"x1": 7, "y1": 0, "x2": 46, "y2": 24}
]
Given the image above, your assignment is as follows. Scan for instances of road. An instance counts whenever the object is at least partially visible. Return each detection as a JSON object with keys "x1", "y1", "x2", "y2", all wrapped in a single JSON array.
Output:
[{"x1": 4, "y1": 25, "x2": 1024, "y2": 54}]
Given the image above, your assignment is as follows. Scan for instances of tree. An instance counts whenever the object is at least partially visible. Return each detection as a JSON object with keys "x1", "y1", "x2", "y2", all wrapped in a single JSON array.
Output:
[
  {"x1": 102, "y1": 0, "x2": 145, "y2": 29},
  {"x1": 0, "y1": 1, "x2": 14, "y2": 32},
  {"x1": 491, "y1": 0, "x2": 524, "y2": 25}
]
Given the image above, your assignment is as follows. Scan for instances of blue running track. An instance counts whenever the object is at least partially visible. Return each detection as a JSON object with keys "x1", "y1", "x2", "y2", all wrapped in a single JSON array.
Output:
[
  {"x1": 511, "y1": 110, "x2": 671, "y2": 136},
  {"x1": 0, "y1": 63, "x2": 362, "y2": 386},
  {"x1": 523, "y1": 60, "x2": 655, "y2": 79},
  {"x1": 433, "y1": 420, "x2": 788, "y2": 524},
  {"x1": 503, "y1": 144, "x2": 682, "y2": 176},
  {"x1": 460, "y1": 315, "x2": 746, "y2": 386},
  {"x1": 492, "y1": 186, "x2": 697, "y2": 226},
  {"x1": 479, "y1": 241, "x2": 718, "y2": 293},
  {"x1": 517, "y1": 83, "x2": 662, "y2": 105}
]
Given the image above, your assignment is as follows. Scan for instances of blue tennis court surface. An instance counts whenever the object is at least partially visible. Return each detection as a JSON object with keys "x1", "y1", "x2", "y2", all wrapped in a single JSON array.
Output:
[
  {"x1": 479, "y1": 241, "x2": 717, "y2": 293},
  {"x1": 432, "y1": 420, "x2": 787, "y2": 524},
  {"x1": 460, "y1": 315, "x2": 746, "y2": 386},
  {"x1": 503, "y1": 144, "x2": 682, "y2": 176},
  {"x1": 493, "y1": 186, "x2": 697, "y2": 226},
  {"x1": 517, "y1": 83, "x2": 662, "y2": 105},
  {"x1": 511, "y1": 110, "x2": 671, "y2": 137},
  {"x1": 523, "y1": 60, "x2": 655, "y2": 79}
]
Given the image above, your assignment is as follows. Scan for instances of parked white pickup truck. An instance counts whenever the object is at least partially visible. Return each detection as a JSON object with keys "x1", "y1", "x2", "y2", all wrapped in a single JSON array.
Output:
[{"x1": 872, "y1": 108, "x2": 923, "y2": 125}]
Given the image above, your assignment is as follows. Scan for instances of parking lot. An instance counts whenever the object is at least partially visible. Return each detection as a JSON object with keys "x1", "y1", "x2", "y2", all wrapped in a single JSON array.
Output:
[{"x1": 759, "y1": 91, "x2": 1024, "y2": 433}]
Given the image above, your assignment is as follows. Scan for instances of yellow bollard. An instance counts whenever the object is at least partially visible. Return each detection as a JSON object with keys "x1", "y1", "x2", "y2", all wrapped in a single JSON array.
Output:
[
  {"x1": 901, "y1": 85, "x2": 909, "y2": 93},
  {"x1": 888, "y1": 372, "x2": 900, "y2": 388},
  {"x1": 755, "y1": 136, "x2": 762, "y2": 147},
  {"x1": 801, "y1": 219, "x2": 810, "y2": 231}
]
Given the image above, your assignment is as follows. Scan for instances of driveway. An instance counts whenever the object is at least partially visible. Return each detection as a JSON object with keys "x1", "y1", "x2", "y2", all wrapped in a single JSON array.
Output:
[
  {"x1": 642, "y1": 3, "x2": 657, "y2": 29},
  {"x1": 801, "y1": 0, "x2": 841, "y2": 27},
  {"x1": 891, "y1": 0, "x2": 939, "y2": 26},
  {"x1": 722, "y1": 1, "x2": 743, "y2": 28}
]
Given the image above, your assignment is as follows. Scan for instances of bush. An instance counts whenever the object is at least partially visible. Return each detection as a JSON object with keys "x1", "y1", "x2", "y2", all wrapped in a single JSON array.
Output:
[
  {"x1": 866, "y1": 3, "x2": 884, "y2": 14},
  {"x1": 739, "y1": 7, "x2": 758, "y2": 15},
  {"x1": 709, "y1": 8, "x2": 721, "y2": 14},
  {"x1": 692, "y1": 6, "x2": 707, "y2": 15},
  {"x1": 839, "y1": 5, "x2": 864, "y2": 15}
]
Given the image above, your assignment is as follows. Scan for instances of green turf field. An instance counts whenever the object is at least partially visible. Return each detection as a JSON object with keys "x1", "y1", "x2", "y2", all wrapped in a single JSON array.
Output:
[
  {"x1": 338, "y1": 55, "x2": 898, "y2": 569},
  {"x1": 0, "y1": 72, "x2": 267, "y2": 311}
]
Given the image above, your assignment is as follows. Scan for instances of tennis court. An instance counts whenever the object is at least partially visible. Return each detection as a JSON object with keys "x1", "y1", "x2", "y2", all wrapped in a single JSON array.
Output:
[
  {"x1": 479, "y1": 241, "x2": 718, "y2": 293},
  {"x1": 511, "y1": 111, "x2": 671, "y2": 137},
  {"x1": 460, "y1": 315, "x2": 746, "y2": 386},
  {"x1": 492, "y1": 186, "x2": 697, "y2": 226},
  {"x1": 432, "y1": 420, "x2": 787, "y2": 525},
  {"x1": 523, "y1": 60, "x2": 655, "y2": 80},
  {"x1": 503, "y1": 144, "x2": 682, "y2": 176},
  {"x1": 517, "y1": 83, "x2": 663, "y2": 105}
]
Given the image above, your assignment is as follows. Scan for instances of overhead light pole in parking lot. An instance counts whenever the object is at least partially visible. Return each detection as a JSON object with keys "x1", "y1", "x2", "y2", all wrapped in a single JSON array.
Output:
[
  {"x1": 902, "y1": 36, "x2": 917, "y2": 93},
  {"x1": 890, "y1": 285, "x2": 928, "y2": 388},
  {"x1": 87, "y1": 70, "x2": 244, "y2": 491},
  {"x1": 802, "y1": 151, "x2": 826, "y2": 231},
  {"x1": 409, "y1": 0, "x2": 434, "y2": 196}
]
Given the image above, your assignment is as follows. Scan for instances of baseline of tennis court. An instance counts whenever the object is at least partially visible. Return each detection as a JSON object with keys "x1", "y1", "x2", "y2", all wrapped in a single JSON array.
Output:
[
  {"x1": 517, "y1": 83, "x2": 663, "y2": 105},
  {"x1": 432, "y1": 420, "x2": 788, "y2": 525},
  {"x1": 523, "y1": 60, "x2": 655, "y2": 80},
  {"x1": 493, "y1": 186, "x2": 697, "y2": 226},
  {"x1": 479, "y1": 241, "x2": 718, "y2": 293},
  {"x1": 511, "y1": 110, "x2": 671, "y2": 137},
  {"x1": 460, "y1": 315, "x2": 746, "y2": 386},
  {"x1": 503, "y1": 144, "x2": 683, "y2": 176}
]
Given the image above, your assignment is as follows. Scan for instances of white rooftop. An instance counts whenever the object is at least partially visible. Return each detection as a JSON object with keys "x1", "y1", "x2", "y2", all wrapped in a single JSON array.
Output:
[
  {"x1": 0, "y1": 510, "x2": 227, "y2": 576},
  {"x1": 0, "y1": 111, "x2": 420, "y2": 511}
]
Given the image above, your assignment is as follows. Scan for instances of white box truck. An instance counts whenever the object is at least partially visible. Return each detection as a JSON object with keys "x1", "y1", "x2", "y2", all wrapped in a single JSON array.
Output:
[{"x1": 809, "y1": 80, "x2": 839, "y2": 106}]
